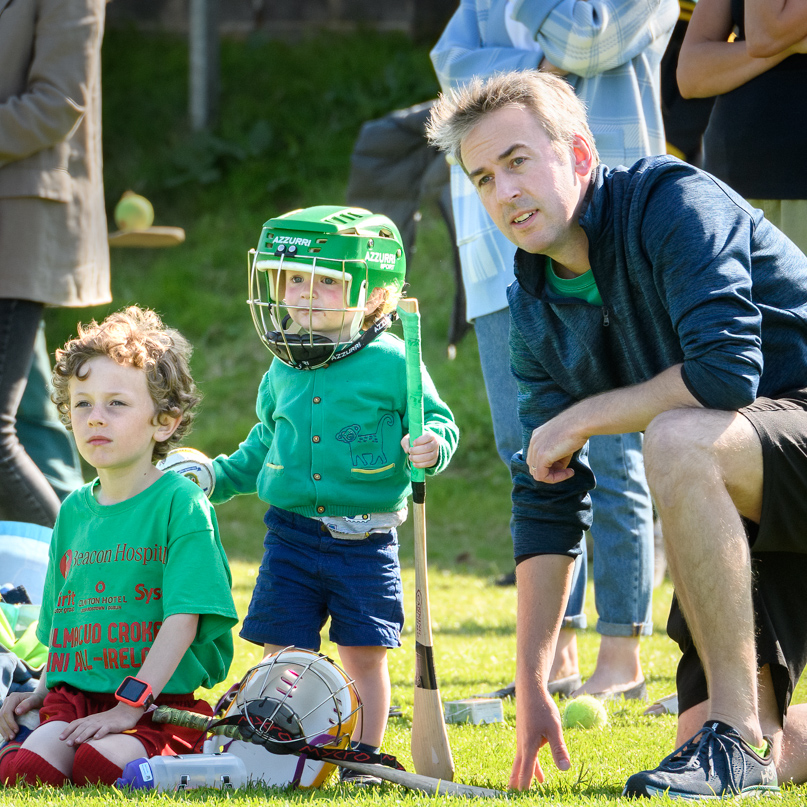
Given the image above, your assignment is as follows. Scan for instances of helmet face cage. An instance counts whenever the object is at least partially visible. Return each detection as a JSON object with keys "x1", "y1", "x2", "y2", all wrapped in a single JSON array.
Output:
[
  {"x1": 248, "y1": 206, "x2": 406, "y2": 370},
  {"x1": 235, "y1": 647, "x2": 361, "y2": 750}
]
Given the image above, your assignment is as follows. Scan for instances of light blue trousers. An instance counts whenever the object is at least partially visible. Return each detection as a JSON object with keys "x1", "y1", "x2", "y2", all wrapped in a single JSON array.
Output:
[{"x1": 475, "y1": 308, "x2": 653, "y2": 637}]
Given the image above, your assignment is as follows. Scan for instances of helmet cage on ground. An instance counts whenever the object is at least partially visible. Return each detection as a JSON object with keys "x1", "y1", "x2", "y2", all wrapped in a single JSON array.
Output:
[
  {"x1": 248, "y1": 206, "x2": 405, "y2": 369},
  {"x1": 234, "y1": 647, "x2": 361, "y2": 751}
]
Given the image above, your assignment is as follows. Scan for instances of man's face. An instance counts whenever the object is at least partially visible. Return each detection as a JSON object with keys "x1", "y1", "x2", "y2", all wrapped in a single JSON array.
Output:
[{"x1": 460, "y1": 106, "x2": 592, "y2": 261}]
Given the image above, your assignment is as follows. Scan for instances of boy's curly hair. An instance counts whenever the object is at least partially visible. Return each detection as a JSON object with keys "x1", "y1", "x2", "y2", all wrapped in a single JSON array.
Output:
[{"x1": 52, "y1": 306, "x2": 200, "y2": 462}]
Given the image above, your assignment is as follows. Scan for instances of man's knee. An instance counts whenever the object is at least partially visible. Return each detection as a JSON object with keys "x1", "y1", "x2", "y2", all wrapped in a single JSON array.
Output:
[
  {"x1": 645, "y1": 409, "x2": 763, "y2": 518},
  {"x1": 643, "y1": 410, "x2": 710, "y2": 491}
]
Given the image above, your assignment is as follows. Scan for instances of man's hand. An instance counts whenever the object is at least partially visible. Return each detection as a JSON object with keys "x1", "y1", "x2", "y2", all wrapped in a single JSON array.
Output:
[
  {"x1": 0, "y1": 690, "x2": 44, "y2": 742},
  {"x1": 59, "y1": 702, "x2": 143, "y2": 746},
  {"x1": 509, "y1": 684, "x2": 571, "y2": 789},
  {"x1": 526, "y1": 412, "x2": 587, "y2": 484},
  {"x1": 526, "y1": 366, "x2": 699, "y2": 484},
  {"x1": 402, "y1": 430, "x2": 440, "y2": 469}
]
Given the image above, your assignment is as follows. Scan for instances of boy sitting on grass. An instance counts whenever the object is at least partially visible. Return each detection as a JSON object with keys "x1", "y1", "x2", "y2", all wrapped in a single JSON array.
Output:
[
  {"x1": 0, "y1": 307, "x2": 237, "y2": 787},
  {"x1": 178, "y1": 206, "x2": 459, "y2": 785}
]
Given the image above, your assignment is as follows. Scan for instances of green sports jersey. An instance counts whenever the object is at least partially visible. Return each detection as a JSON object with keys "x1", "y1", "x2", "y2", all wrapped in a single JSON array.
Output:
[
  {"x1": 36, "y1": 473, "x2": 238, "y2": 694},
  {"x1": 211, "y1": 331, "x2": 459, "y2": 517}
]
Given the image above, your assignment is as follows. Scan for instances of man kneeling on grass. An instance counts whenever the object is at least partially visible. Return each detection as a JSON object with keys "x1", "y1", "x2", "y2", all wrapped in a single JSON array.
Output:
[{"x1": 427, "y1": 70, "x2": 807, "y2": 799}]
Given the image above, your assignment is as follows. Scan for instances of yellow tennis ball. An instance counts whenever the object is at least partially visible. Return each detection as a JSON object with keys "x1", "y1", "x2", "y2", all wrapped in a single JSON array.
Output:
[
  {"x1": 562, "y1": 695, "x2": 608, "y2": 730},
  {"x1": 114, "y1": 190, "x2": 154, "y2": 230}
]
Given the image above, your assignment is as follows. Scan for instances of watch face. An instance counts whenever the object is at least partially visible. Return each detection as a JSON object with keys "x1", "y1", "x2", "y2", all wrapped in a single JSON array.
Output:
[{"x1": 118, "y1": 676, "x2": 149, "y2": 702}]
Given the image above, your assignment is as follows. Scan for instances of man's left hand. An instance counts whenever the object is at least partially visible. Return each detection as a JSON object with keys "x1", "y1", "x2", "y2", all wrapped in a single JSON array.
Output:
[{"x1": 509, "y1": 682, "x2": 571, "y2": 789}]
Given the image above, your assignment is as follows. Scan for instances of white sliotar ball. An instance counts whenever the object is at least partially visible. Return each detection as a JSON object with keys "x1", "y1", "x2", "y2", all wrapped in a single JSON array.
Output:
[{"x1": 157, "y1": 447, "x2": 215, "y2": 497}]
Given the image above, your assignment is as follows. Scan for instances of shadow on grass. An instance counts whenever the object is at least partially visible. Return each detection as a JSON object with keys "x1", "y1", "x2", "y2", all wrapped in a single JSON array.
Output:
[{"x1": 430, "y1": 622, "x2": 516, "y2": 638}]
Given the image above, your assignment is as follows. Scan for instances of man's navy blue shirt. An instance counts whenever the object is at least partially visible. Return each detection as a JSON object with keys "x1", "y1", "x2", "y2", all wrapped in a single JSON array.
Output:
[{"x1": 508, "y1": 156, "x2": 807, "y2": 559}]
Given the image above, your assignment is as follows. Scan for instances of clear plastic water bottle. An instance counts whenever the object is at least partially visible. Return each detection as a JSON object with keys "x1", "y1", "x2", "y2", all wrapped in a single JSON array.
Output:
[{"x1": 116, "y1": 753, "x2": 248, "y2": 791}]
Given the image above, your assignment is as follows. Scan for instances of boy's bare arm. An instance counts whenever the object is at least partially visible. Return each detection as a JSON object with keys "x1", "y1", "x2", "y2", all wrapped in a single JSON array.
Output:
[{"x1": 59, "y1": 613, "x2": 200, "y2": 745}]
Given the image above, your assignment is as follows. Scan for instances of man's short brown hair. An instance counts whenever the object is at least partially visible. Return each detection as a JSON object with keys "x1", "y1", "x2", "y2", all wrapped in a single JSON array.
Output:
[
  {"x1": 52, "y1": 306, "x2": 200, "y2": 461},
  {"x1": 426, "y1": 70, "x2": 599, "y2": 169}
]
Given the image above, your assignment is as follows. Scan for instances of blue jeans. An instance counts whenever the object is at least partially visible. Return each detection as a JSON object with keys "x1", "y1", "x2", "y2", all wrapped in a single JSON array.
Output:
[{"x1": 475, "y1": 308, "x2": 653, "y2": 636}]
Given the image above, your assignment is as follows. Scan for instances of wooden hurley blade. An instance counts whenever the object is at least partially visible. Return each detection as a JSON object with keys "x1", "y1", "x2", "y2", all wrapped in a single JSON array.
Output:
[
  {"x1": 397, "y1": 299, "x2": 455, "y2": 782},
  {"x1": 412, "y1": 683, "x2": 455, "y2": 780},
  {"x1": 410, "y1": 496, "x2": 455, "y2": 781}
]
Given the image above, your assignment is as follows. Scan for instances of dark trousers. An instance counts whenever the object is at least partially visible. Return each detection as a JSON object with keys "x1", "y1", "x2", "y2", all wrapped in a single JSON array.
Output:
[{"x1": 0, "y1": 299, "x2": 60, "y2": 526}]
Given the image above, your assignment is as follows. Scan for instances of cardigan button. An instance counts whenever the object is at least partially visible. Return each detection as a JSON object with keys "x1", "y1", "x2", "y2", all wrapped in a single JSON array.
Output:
[
  {"x1": 316, "y1": 506, "x2": 325, "y2": 514},
  {"x1": 312, "y1": 435, "x2": 320, "y2": 443},
  {"x1": 313, "y1": 396, "x2": 321, "y2": 404},
  {"x1": 313, "y1": 473, "x2": 321, "y2": 481}
]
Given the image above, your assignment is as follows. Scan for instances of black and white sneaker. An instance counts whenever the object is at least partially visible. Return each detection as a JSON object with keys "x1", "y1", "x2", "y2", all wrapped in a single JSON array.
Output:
[
  {"x1": 623, "y1": 721, "x2": 779, "y2": 800},
  {"x1": 338, "y1": 766, "x2": 383, "y2": 787}
]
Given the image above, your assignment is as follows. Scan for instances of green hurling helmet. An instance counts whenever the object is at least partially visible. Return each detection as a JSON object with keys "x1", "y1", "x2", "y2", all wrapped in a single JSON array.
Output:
[{"x1": 248, "y1": 206, "x2": 406, "y2": 369}]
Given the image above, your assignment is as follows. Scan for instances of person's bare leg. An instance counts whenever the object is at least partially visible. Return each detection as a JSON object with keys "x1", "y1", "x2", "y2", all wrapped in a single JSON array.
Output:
[
  {"x1": 549, "y1": 628, "x2": 579, "y2": 681},
  {"x1": 20, "y1": 721, "x2": 74, "y2": 776},
  {"x1": 677, "y1": 702, "x2": 709, "y2": 746},
  {"x1": 263, "y1": 642, "x2": 292, "y2": 658},
  {"x1": 778, "y1": 702, "x2": 807, "y2": 783},
  {"x1": 676, "y1": 666, "x2": 782, "y2": 758},
  {"x1": 87, "y1": 734, "x2": 148, "y2": 770},
  {"x1": 573, "y1": 635, "x2": 643, "y2": 696},
  {"x1": 644, "y1": 408, "x2": 764, "y2": 746},
  {"x1": 338, "y1": 645, "x2": 389, "y2": 748}
]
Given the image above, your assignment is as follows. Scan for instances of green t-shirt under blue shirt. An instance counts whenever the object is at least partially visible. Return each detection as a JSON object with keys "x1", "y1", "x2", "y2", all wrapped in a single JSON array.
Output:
[{"x1": 544, "y1": 258, "x2": 602, "y2": 306}]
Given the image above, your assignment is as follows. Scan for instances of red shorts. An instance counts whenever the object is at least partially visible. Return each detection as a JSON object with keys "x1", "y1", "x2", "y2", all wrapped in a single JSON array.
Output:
[{"x1": 39, "y1": 686, "x2": 213, "y2": 757}]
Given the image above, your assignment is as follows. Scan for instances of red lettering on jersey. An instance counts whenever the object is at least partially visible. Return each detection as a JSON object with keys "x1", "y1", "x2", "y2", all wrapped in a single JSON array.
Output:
[
  {"x1": 59, "y1": 550, "x2": 73, "y2": 578},
  {"x1": 47, "y1": 652, "x2": 69, "y2": 672}
]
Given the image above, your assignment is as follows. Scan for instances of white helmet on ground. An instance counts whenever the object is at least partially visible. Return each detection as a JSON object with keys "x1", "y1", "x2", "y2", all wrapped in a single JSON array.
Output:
[{"x1": 204, "y1": 647, "x2": 361, "y2": 788}]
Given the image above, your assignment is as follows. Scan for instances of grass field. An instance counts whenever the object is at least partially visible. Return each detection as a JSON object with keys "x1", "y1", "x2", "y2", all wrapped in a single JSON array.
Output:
[{"x1": 7, "y1": 25, "x2": 806, "y2": 805}]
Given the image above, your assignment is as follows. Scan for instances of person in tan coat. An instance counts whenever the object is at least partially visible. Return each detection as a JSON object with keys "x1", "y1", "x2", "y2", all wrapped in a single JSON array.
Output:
[{"x1": 0, "y1": 0, "x2": 110, "y2": 527}]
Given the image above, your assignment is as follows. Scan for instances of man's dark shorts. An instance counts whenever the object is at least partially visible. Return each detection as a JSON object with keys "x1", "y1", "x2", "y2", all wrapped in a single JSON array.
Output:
[{"x1": 668, "y1": 389, "x2": 807, "y2": 723}]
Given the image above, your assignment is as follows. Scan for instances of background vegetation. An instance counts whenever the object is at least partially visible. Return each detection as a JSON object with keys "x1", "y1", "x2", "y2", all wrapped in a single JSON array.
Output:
[{"x1": 9, "y1": 25, "x2": 804, "y2": 805}]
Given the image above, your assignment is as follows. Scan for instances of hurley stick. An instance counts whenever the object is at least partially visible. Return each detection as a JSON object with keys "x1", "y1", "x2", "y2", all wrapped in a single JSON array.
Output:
[
  {"x1": 397, "y1": 298, "x2": 455, "y2": 781},
  {"x1": 152, "y1": 707, "x2": 502, "y2": 798}
]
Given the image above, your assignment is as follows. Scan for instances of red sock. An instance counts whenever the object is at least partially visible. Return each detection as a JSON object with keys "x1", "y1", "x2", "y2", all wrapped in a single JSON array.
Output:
[
  {"x1": 2, "y1": 748, "x2": 69, "y2": 787},
  {"x1": 0, "y1": 745, "x2": 20, "y2": 785},
  {"x1": 72, "y1": 744, "x2": 123, "y2": 786}
]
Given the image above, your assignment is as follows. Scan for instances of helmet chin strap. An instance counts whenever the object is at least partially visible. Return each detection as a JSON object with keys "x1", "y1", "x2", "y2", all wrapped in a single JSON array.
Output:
[
  {"x1": 265, "y1": 311, "x2": 397, "y2": 370},
  {"x1": 326, "y1": 310, "x2": 397, "y2": 364}
]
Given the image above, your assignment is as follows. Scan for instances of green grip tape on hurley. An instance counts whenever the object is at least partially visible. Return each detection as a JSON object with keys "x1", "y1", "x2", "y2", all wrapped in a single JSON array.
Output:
[{"x1": 397, "y1": 300, "x2": 425, "y2": 484}]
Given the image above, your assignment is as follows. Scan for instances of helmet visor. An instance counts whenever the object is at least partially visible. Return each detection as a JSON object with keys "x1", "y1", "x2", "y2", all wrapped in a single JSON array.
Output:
[{"x1": 248, "y1": 250, "x2": 368, "y2": 368}]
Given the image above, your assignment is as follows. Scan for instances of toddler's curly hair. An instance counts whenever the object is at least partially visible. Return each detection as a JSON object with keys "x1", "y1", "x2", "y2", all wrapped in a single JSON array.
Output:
[
  {"x1": 362, "y1": 285, "x2": 402, "y2": 329},
  {"x1": 52, "y1": 306, "x2": 200, "y2": 461}
]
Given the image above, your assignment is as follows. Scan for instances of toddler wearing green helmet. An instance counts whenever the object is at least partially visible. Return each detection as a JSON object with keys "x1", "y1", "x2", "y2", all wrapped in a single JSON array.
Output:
[{"x1": 172, "y1": 206, "x2": 459, "y2": 784}]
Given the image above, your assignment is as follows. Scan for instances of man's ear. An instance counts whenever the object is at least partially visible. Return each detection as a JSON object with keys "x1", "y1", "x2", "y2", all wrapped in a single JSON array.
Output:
[
  {"x1": 154, "y1": 409, "x2": 182, "y2": 444},
  {"x1": 571, "y1": 134, "x2": 594, "y2": 178}
]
